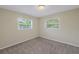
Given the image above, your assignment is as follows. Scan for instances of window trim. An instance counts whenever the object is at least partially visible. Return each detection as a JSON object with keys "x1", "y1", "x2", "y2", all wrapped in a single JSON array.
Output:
[
  {"x1": 45, "y1": 17, "x2": 60, "y2": 30},
  {"x1": 17, "y1": 17, "x2": 32, "y2": 30}
]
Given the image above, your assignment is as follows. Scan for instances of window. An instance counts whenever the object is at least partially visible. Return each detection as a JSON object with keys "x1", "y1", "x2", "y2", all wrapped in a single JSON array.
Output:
[
  {"x1": 17, "y1": 17, "x2": 32, "y2": 30},
  {"x1": 47, "y1": 18, "x2": 59, "y2": 29}
]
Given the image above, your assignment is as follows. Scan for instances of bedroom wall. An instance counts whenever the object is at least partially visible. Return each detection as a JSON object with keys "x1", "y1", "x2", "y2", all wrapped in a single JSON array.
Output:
[
  {"x1": 0, "y1": 8, "x2": 79, "y2": 49},
  {"x1": 40, "y1": 8, "x2": 79, "y2": 47},
  {"x1": 0, "y1": 8, "x2": 39, "y2": 49}
]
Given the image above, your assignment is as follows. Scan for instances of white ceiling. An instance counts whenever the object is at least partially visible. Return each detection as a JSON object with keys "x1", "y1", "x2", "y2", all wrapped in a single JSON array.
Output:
[{"x1": 0, "y1": 5, "x2": 79, "y2": 17}]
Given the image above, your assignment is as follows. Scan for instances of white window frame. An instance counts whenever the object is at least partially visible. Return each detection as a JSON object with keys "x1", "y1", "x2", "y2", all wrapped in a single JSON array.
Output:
[
  {"x1": 45, "y1": 17, "x2": 60, "y2": 30},
  {"x1": 17, "y1": 17, "x2": 32, "y2": 30}
]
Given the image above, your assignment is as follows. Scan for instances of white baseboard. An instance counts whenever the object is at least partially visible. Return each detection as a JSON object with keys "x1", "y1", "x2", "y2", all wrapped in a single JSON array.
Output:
[
  {"x1": 0, "y1": 35, "x2": 38, "y2": 50},
  {"x1": 0, "y1": 35, "x2": 79, "y2": 50},
  {"x1": 41, "y1": 35, "x2": 79, "y2": 47}
]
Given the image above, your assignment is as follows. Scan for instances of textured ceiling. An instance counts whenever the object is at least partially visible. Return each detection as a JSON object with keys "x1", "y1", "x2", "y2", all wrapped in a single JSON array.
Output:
[{"x1": 0, "y1": 5, "x2": 79, "y2": 17}]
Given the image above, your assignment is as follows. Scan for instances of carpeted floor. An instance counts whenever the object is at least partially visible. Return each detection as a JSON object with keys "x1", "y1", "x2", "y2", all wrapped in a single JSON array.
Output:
[{"x1": 0, "y1": 37, "x2": 79, "y2": 54}]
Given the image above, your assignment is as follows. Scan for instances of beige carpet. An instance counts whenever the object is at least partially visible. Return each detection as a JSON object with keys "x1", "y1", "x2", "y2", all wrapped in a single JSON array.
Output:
[{"x1": 0, "y1": 37, "x2": 79, "y2": 54}]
